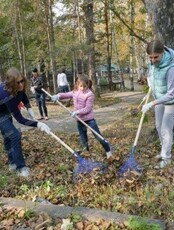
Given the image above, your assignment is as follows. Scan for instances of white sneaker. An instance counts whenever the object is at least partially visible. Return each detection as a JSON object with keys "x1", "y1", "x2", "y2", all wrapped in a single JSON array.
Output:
[
  {"x1": 106, "y1": 151, "x2": 113, "y2": 159},
  {"x1": 17, "y1": 167, "x2": 30, "y2": 177},
  {"x1": 154, "y1": 159, "x2": 171, "y2": 169},
  {"x1": 9, "y1": 163, "x2": 17, "y2": 171}
]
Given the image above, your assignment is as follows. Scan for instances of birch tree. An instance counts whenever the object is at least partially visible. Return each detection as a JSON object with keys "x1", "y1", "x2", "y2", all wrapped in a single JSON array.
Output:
[{"x1": 129, "y1": 0, "x2": 135, "y2": 91}]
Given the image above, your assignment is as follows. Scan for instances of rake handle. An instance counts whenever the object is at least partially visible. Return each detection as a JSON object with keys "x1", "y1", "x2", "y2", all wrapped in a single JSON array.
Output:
[
  {"x1": 42, "y1": 88, "x2": 105, "y2": 141},
  {"x1": 49, "y1": 131, "x2": 75, "y2": 155},
  {"x1": 137, "y1": 97, "x2": 145, "y2": 109},
  {"x1": 133, "y1": 87, "x2": 151, "y2": 146}
]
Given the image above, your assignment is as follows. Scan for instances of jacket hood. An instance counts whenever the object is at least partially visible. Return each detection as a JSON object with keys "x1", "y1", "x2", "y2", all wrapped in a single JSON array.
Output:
[{"x1": 164, "y1": 46, "x2": 174, "y2": 62}]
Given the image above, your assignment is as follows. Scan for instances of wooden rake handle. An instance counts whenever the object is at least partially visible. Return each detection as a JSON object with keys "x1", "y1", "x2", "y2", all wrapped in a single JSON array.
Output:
[
  {"x1": 49, "y1": 131, "x2": 75, "y2": 155},
  {"x1": 42, "y1": 88, "x2": 105, "y2": 141},
  {"x1": 137, "y1": 97, "x2": 146, "y2": 109},
  {"x1": 133, "y1": 87, "x2": 152, "y2": 146}
]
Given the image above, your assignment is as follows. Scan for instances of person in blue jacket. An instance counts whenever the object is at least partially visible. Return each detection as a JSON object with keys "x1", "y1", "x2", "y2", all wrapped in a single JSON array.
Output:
[
  {"x1": 142, "y1": 40, "x2": 174, "y2": 169},
  {"x1": 0, "y1": 67, "x2": 51, "y2": 177}
]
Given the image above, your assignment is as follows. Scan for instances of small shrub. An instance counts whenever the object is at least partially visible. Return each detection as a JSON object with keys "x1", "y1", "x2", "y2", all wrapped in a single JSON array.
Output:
[{"x1": 126, "y1": 217, "x2": 163, "y2": 230}]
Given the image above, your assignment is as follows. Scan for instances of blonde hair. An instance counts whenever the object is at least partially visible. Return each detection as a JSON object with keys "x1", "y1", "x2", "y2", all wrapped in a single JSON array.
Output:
[{"x1": 5, "y1": 67, "x2": 28, "y2": 96}]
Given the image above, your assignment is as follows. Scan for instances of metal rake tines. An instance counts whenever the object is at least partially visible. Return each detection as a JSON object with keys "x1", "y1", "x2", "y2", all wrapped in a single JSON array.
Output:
[
  {"x1": 74, "y1": 157, "x2": 107, "y2": 177},
  {"x1": 49, "y1": 131, "x2": 107, "y2": 178},
  {"x1": 118, "y1": 154, "x2": 142, "y2": 176}
]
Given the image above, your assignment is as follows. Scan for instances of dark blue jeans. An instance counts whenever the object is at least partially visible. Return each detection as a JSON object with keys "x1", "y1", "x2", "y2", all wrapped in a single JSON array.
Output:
[
  {"x1": 77, "y1": 119, "x2": 110, "y2": 152},
  {"x1": 0, "y1": 114, "x2": 26, "y2": 169},
  {"x1": 35, "y1": 92, "x2": 48, "y2": 117},
  {"x1": 57, "y1": 85, "x2": 69, "y2": 93}
]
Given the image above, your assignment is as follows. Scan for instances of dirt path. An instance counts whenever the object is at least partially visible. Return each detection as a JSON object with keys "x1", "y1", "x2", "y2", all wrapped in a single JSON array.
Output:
[{"x1": 16, "y1": 87, "x2": 145, "y2": 133}]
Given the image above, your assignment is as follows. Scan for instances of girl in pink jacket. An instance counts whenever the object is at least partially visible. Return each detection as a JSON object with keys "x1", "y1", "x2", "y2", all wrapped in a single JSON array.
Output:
[{"x1": 52, "y1": 75, "x2": 112, "y2": 159}]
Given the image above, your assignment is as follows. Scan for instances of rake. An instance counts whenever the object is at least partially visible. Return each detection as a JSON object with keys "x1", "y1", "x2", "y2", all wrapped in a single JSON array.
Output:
[
  {"x1": 131, "y1": 96, "x2": 146, "y2": 116},
  {"x1": 118, "y1": 87, "x2": 151, "y2": 176},
  {"x1": 17, "y1": 100, "x2": 105, "y2": 177},
  {"x1": 49, "y1": 131, "x2": 106, "y2": 177},
  {"x1": 42, "y1": 88, "x2": 111, "y2": 148}
]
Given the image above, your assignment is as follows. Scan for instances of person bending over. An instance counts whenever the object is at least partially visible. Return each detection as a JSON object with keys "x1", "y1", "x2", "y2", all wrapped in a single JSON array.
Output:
[{"x1": 0, "y1": 67, "x2": 51, "y2": 177}]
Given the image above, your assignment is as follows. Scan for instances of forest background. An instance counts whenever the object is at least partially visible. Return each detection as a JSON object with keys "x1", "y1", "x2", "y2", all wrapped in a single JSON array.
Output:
[
  {"x1": 1, "y1": 0, "x2": 174, "y2": 229},
  {"x1": 0, "y1": 0, "x2": 173, "y2": 94}
]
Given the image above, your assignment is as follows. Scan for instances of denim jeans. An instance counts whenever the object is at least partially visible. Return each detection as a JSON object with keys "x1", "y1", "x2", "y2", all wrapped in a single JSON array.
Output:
[
  {"x1": 77, "y1": 119, "x2": 110, "y2": 152},
  {"x1": 59, "y1": 85, "x2": 69, "y2": 93},
  {"x1": 57, "y1": 85, "x2": 69, "y2": 94},
  {"x1": 35, "y1": 92, "x2": 48, "y2": 117},
  {"x1": 0, "y1": 114, "x2": 26, "y2": 169}
]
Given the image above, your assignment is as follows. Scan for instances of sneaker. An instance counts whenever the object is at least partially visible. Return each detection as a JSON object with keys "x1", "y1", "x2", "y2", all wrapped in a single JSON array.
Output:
[
  {"x1": 155, "y1": 154, "x2": 162, "y2": 159},
  {"x1": 9, "y1": 163, "x2": 17, "y2": 171},
  {"x1": 17, "y1": 167, "x2": 30, "y2": 177},
  {"x1": 154, "y1": 158, "x2": 171, "y2": 169},
  {"x1": 106, "y1": 151, "x2": 113, "y2": 159},
  {"x1": 44, "y1": 116, "x2": 49, "y2": 120}
]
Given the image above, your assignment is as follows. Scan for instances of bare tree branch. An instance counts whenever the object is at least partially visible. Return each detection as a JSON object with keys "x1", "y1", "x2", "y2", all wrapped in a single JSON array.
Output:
[{"x1": 101, "y1": 0, "x2": 148, "y2": 44}]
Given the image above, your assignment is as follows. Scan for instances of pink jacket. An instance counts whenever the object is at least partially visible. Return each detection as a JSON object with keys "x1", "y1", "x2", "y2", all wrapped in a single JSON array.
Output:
[{"x1": 59, "y1": 89, "x2": 95, "y2": 121}]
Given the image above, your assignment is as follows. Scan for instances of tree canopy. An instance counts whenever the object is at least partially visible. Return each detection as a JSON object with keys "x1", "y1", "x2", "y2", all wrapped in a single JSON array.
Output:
[{"x1": 0, "y1": 0, "x2": 172, "y2": 92}]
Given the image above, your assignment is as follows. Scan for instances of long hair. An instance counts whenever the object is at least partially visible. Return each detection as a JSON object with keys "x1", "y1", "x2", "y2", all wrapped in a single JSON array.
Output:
[
  {"x1": 74, "y1": 74, "x2": 91, "y2": 91},
  {"x1": 5, "y1": 67, "x2": 28, "y2": 96},
  {"x1": 147, "y1": 40, "x2": 164, "y2": 55}
]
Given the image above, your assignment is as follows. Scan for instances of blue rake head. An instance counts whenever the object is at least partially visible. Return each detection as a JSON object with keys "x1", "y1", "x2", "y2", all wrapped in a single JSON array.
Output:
[
  {"x1": 118, "y1": 154, "x2": 142, "y2": 177},
  {"x1": 73, "y1": 152, "x2": 107, "y2": 178}
]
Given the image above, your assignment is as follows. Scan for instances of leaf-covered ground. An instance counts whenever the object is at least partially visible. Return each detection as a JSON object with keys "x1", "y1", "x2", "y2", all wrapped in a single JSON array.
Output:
[{"x1": 0, "y1": 96, "x2": 174, "y2": 229}]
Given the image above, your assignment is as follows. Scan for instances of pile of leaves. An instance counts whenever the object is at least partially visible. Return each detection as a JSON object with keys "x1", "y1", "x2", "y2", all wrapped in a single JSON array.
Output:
[{"x1": 0, "y1": 100, "x2": 174, "y2": 229}]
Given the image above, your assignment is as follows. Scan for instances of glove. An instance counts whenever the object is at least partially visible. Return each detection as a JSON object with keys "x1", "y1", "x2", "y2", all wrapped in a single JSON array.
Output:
[
  {"x1": 28, "y1": 108, "x2": 35, "y2": 119},
  {"x1": 71, "y1": 111, "x2": 79, "y2": 117},
  {"x1": 142, "y1": 102, "x2": 154, "y2": 113},
  {"x1": 37, "y1": 122, "x2": 51, "y2": 134},
  {"x1": 142, "y1": 95, "x2": 147, "y2": 102},
  {"x1": 30, "y1": 86, "x2": 35, "y2": 94},
  {"x1": 51, "y1": 94, "x2": 60, "y2": 102},
  {"x1": 147, "y1": 77, "x2": 151, "y2": 87}
]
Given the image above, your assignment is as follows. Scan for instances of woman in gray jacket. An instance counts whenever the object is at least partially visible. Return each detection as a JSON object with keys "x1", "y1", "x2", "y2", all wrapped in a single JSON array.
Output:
[{"x1": 142, "y1": 39, "x2": 174, "y2": 169}]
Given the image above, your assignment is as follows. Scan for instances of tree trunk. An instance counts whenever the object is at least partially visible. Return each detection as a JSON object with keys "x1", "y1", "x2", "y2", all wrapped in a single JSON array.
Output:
[
  {"x1": 129, "y1": 0, "x2": 135, "y2": 91},
  {"x1": 76, "y1": 0, "x2": 85, "y2": 74},
  {"x1": 47, "y1": 0, "x2": 56, "y2": 93},
  {"x1": 111, "y1": 12, "x2": 125, "y2": 90},
  {"x1": 17, "y1": 1, "x2": 27, "y2": 76},
  {"x1": 144, "y1": 0, "x2": 174, "y2": 47},
  {"x1": 14, "y1": 17, "x2": 23, "y2": 72},
  {"x1": 83, "y1": 0, "x2": 97, "y2": 92},
  {"x1": 104, "y1": 0, "x2": 112, "y2": 90}
]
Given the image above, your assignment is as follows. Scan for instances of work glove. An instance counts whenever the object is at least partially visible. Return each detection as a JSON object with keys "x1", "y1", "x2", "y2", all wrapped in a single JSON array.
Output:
[
  {"x1": 147, "y1": 77, "x2": 151, "y2": 88},
  {"x1": 142, "y1": 102, "x2": 154, "y2": 113},
  {"x1": 71, "y1": 111, "x2": 79, "y2": 117},
  {"x1": 37, "y1": 122, "x2": 51, "y2": 134},
  {"x1": 142, "y1": 95, "x2": 147, "y2": 102},
  {"x1": 51, "y1": 94, "x2": 60, "y2": 102},
  {"x1": 30, "y1": 86, "x2": 35, "y2": 94},
  {"x1": 27, "y1": 108, "x2": 35, "y2": 119}
]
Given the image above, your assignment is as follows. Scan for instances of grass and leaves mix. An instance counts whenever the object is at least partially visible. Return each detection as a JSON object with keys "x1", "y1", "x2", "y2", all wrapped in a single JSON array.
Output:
[{"x1": 0, "y1": 97, "x2": 173, "y2": 229}]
